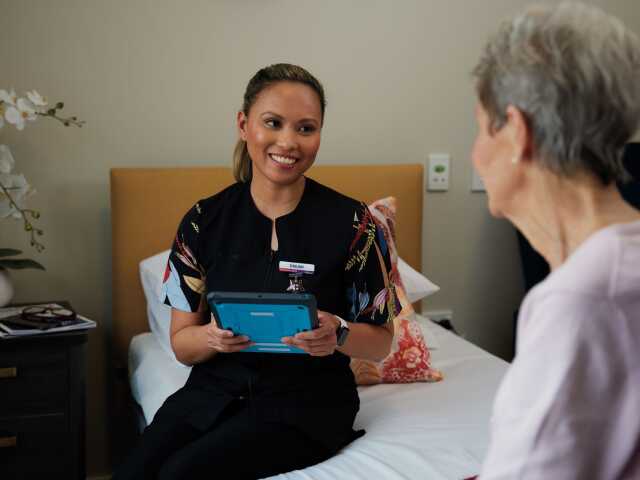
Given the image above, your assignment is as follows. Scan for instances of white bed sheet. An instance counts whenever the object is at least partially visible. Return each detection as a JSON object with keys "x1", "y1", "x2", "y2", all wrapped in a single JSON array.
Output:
[{"x1": 128, "y1": 316, "x2": 508, "y2": 480}]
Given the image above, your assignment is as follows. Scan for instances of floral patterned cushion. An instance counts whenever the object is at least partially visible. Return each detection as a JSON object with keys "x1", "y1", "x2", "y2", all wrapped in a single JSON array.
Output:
[{"x1": 350, "y1": 197, "x2": 443, "y2": 385}]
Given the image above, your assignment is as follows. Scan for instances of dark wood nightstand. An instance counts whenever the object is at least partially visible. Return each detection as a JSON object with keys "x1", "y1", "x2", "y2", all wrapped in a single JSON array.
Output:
[{"x1": 0, "y1": 311, "x2": 88, "y2": 479}]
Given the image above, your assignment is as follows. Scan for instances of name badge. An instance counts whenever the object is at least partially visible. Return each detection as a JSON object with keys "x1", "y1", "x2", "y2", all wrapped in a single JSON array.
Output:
[{"x1": 279, "y1": 261, "x2": 315, "y2": 274}]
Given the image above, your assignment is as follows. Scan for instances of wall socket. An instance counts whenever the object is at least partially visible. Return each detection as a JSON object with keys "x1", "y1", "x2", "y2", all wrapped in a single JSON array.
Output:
[
  {"x1": 471, "y1": 168, "x2": 486, "y2": 192},
  {"x1": 423, "y1": 309, "x2": 453, "y2": 323}
]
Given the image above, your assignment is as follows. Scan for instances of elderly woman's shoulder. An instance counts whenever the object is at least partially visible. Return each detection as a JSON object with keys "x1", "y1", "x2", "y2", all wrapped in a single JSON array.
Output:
[{"x1": 528, "y1": 220, "x2": 640, "y2": 305}]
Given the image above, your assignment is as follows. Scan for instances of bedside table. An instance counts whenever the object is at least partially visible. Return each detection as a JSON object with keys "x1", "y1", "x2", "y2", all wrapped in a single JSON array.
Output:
[{"x1": 0, "y1": 327, "x2": 88, "y2": 479}]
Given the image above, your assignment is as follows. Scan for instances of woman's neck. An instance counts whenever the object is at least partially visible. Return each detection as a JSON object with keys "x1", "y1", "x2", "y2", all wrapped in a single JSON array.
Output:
[
  {"x1": 250, "y1": 175, "x2": 306, "y2": 221},
  {"x1": 507, "y1": 168, "x2": 640, "y2": 270}
]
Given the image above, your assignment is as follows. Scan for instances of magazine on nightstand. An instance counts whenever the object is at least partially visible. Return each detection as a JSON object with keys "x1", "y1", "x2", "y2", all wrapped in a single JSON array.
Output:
[{"x1": 0, "y1": 303, "x2": 96, "y2": 338}]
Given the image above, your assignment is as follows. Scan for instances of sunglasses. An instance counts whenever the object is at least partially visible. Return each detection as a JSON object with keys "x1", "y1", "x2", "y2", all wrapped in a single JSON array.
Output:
[{"x1": 20, "y1": 306, "x2": 77, "y2": 328}]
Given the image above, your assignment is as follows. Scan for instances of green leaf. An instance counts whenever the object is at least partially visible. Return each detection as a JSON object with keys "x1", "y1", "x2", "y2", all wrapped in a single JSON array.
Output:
[
  {"x1": 0, "y1": 249, "x2": 23, "y2": 258},
  {"x1": 0, "y1": 259, "x2": 46, "y2": 270}
]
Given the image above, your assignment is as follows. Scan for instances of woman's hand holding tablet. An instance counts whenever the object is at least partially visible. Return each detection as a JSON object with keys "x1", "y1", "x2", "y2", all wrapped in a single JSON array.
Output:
[
  {"x1": 205, "y1": 317, "x2": 254, "y2": 353},
  {"x1": 281, "y1": 310, "x2": 339, "y2": 356}
]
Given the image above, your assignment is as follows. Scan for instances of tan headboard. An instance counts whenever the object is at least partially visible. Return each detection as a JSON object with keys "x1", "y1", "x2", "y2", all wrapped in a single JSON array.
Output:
[{"x1": 110, "y1": 164, "x2": 423, "y2": 367}]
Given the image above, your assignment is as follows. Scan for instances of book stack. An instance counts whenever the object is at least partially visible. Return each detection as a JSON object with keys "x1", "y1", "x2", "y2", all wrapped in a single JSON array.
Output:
[{"x1": 0, "y1": 303, "x2": 96, "y2": 339}]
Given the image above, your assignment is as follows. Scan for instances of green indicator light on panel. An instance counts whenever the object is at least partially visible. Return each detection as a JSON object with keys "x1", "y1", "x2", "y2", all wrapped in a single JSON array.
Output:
[{"x1": 435, "y1": 165, "x2": 446, "y2": 173}]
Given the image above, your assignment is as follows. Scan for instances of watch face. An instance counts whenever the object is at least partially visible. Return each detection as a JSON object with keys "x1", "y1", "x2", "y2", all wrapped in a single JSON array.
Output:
[{"x1": 336, "y1": 326, "x2": 349, "y2": 346}]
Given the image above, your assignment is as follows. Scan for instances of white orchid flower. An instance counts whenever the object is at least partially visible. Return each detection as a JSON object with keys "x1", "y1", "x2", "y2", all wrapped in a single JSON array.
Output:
[
  {"x1": 0, "y1": 173, "x2": 33, "y2": 219},
  {"x1": 26, "y1": 90, "x2": 47, "y2": 107},
  {"x1": 0, "y1": 90, "x2": 16, "y2": 129},
  {"x1": 0, "y1": 145, "x2": 15, "y2": 174},
  {"x1": 5, "y1": 97, "x2": 37, "y2": 131},
  {"x1": 0, "y1": 89, "x2": 18, "y2": 106},
  {"x1": 5, "y1": 107, "x2": 24, "y2": 130},
  {"x1": 0, "y1": 88, "x2": 81, "y2": 254}
]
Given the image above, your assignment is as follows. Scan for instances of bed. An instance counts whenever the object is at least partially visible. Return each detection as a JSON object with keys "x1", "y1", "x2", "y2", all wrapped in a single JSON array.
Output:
[{"x1": 110, "y1": 164, "x2": 508, "y2": 479}]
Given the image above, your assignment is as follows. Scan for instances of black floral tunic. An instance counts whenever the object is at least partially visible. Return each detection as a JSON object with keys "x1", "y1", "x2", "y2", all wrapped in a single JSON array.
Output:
[{"x1": 160, "y1": 177, "x2": 398, "y2": 454}]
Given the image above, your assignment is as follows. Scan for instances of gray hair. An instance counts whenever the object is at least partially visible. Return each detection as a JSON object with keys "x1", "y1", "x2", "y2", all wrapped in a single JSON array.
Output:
[{"x1": 473, "y1": 2, "x2": 640, "y2": 184}]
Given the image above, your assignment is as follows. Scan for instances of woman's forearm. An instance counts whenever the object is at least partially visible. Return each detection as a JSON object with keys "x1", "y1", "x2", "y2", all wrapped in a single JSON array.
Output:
[
  {"x1": 337, "y1": 322, "x2": 393, "y2": 362},
  {"x1": 171, "y1": 324, "x2": 218, "y2": 366}
]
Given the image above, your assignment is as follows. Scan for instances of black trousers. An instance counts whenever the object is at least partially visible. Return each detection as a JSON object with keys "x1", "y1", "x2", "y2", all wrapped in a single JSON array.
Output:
[{"x1": 113, "y1": 398, "x2": 330, "y2": 480}]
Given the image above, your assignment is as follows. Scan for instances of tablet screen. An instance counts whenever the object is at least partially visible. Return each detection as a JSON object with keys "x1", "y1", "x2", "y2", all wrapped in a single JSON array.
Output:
[{"x1": 207, "y1": 292, "x2": 317, "y2": 354}]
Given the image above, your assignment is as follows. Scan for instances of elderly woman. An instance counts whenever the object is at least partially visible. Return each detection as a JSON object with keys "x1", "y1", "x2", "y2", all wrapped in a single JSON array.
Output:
[{"x1": 471, "y1": 3, "x2": 640, "y2": 479}]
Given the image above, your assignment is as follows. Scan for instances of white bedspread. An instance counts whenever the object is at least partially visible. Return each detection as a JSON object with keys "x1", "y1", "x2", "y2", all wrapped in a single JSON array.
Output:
[{"x1": 128, "y1": 317, "x2": 508, "y2": 479}]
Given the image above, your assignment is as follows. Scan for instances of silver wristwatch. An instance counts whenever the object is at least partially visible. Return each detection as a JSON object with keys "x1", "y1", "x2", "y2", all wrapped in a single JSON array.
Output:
[{"x1": 335, "y1": 316, "x2": 350, "y2": 347}]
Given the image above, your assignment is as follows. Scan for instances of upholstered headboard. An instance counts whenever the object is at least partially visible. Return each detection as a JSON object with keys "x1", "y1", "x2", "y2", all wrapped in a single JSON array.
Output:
[{"x1": 110, "y1": 164, "x2": 423, "y2": 368}]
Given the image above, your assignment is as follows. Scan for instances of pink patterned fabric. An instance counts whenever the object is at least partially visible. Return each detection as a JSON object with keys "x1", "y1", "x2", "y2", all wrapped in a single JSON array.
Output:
[{"x1": 350, "y1": 197, "x2": 443, "y2": 385}]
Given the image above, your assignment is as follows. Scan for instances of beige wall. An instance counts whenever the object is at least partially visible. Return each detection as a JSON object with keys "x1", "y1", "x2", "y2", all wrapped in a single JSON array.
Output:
[{"x1": 2, "y1": 0, "x2": 639, "y2": 476}]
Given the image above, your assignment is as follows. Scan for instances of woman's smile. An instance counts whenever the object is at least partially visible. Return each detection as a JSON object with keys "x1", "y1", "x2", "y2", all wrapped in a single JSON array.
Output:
[{"x1": 268, "y1": 152, "x2": 299, "y2": 168}]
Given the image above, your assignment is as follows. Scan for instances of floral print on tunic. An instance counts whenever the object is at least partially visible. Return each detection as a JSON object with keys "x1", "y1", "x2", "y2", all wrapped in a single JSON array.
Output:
[
  {"x1": 345, "y1": 203, "x2": 399, "y2": 325},
  {"x1": 161, "y1": 203, "x2": 205, "y2": 312}
]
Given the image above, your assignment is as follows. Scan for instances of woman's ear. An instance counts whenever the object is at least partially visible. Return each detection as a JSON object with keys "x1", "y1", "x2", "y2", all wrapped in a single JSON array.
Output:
[
  {"x1": 237, "y1": 111, "x2": 248, "y2": 141},
  {"x1": 505, "y1": 105, "x2": 533, "y2": 162}
]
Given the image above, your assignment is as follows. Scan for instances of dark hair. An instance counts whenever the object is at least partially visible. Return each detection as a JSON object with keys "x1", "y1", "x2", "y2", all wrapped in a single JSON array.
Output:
[{"x1": 233, "y1": 63, "x2": 326, "y2": 183}]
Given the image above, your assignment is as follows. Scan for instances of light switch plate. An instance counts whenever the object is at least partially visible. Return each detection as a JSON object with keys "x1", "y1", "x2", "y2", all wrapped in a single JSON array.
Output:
[
  {"x1": 471, "y1": 168, "x2": 486, "y2": 192},
  {"x1": 428, "y1": 153, "x2": 450, "y2": 191}
]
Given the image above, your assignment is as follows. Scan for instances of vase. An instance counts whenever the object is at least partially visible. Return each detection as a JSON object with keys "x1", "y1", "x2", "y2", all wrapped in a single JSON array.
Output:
[{"x1": 0, "y1": 268, "x2": 14, "y2": 307}]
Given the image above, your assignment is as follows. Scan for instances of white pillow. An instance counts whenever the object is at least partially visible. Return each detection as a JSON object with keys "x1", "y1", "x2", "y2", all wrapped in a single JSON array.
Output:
[
  {"x1": 397, "y1": 257, "x2": 440, "y2": 303},
  {"x1": 138, "y1": 250, "x2": 440, "y2": 356},
  {"x1": 139, "y1": 250, "x2": 174, "y2": 359}
]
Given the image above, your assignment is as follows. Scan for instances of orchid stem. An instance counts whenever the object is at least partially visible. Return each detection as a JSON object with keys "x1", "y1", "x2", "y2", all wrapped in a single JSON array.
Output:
[
  {"x1": 36, "y1": 111, "x2": 85, "y2": 128},
  {"x1": 0, "y1": 181, "x2": 44, "y2": 252}
]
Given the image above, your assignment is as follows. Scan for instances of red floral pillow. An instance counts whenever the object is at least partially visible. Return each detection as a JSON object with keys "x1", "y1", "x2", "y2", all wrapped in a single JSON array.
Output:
[{"x1": 350, "y1": 197, "x2": 443, "y2": 385}]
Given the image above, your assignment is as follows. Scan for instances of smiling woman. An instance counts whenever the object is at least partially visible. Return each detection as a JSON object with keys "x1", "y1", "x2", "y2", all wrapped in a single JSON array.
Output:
[
  {"x1": 240, "y1": 82, "x2": 320, "y2": 186},
  {"x1": 238, "y1": 79, "x2": 324, "y2": 230},
  {"x1": 232, "y1": 64, "x2": 326, "y2": 185},
  {"x1": 114, "y1": 64, "x2": 400, "y2": 480}
]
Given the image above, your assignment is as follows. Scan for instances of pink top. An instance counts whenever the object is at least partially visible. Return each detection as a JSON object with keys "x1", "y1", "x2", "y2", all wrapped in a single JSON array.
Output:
[{"x1": 481, "y1": 220, "x2": 640, "y2": 479}]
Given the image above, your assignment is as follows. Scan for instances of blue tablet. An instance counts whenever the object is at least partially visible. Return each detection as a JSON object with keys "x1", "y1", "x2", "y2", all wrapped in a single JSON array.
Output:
[{"x1": 206, "y1": 291, "x2": 318, "y2": 354}]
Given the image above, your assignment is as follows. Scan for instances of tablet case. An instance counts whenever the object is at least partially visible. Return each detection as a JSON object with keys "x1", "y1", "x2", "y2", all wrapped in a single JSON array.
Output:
[{"x1": 206, "y1": 291, "x2": 318, "y2": 354}]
